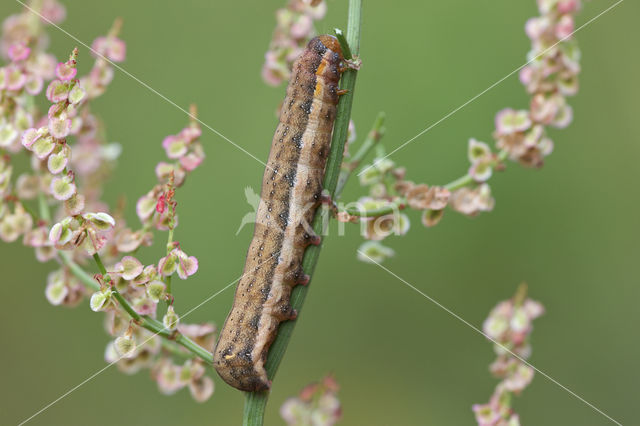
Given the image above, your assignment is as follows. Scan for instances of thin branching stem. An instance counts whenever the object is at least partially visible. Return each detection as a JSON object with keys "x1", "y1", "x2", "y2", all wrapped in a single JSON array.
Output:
[
  {"x1": 91, "y1": 252, "x2": 213, "y2": 362},
  {"x1": 343, "y1": 149, "x2": 510, "y2": 217},
  {"x1": 41, "y1": 185, "x2": 211, "y2": 362},
  {"x1": 43, "y1": 204, "x2": 212, "y2": 363}
]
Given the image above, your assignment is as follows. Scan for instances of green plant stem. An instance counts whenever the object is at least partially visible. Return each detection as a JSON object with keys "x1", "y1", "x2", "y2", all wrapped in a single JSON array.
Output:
[
  {"x1": 92, "y1": 252, "x2": 108, "y2": 275},
  {"x1": 444, "y1": 149, "x2": 509, "y2": 192},
  {"x1": 165, "y1": 227, "x2": 174, "y2": 301},
  {"x1": 345, "y1": 200, "x2": 407, "y2": 217},
  {"x1": 59, "y1": 252, "x2": 100, "y2": 291},
  {"x1": 242, "y1": 0, "x2": 362, "y2": 424},
  {"x1": 343, "y1": 149, "x2": 510, "y2": 217},
  {"x1": 161, "y1": 338, "x2": 200, "y2": 361},
  {"x1": 38, "y1": 192, "x2": 50, "y2": 222},
  {"x1": 165, "y1": 275, "x2": 172, "y2": 300}
]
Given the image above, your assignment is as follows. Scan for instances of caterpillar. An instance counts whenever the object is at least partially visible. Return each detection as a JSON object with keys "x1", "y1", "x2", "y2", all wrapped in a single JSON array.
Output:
[{"x1": 213, "y1": 35, "x2": 344, "y2": 392}]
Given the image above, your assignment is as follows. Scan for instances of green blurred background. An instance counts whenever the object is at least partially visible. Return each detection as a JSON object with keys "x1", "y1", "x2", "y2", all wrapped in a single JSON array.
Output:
[{"x1": 1, "y1": 0, "x2": 638, "y2": 425}]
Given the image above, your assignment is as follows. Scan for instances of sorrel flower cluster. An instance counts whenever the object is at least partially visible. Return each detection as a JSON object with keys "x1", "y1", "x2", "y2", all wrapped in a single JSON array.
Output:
[
  {"x1": 498, "y1": 0, "x2": 581, "y2": 166},
  {"x1": 0, "y1": 0, "x2": 65, "y2": 245},
  {"x1": 280, "y1": 375, "x2": 342, "y2": 426},
  {"x1": 261, "y1": 0, "x2": 327, "y2": 86},
  {"x1": 0, "y1": 1, "x2": 214, "y2": 402},
  {"x1": 135, "y1": 105, "x2": 204, "y2": 237},
  {"x1": 349, "y1": 0, "x2": 583, "y2": 263},
  {"x1": 84, "y1": 110, "x2": 210, "y2": 400},
  {"x1": 472, "y1": 285, "x2": 544, "y2": 426}
]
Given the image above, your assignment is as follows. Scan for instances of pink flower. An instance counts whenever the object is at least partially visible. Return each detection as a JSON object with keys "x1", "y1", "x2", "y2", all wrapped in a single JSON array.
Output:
[
  {"x1": 469, "y1": 161, "x2": 493, "y2": 182},
  {"x1": 0, "y1": 204, "x2": 33, "y2": 242},
  {"x1": 5, "y1": 65, "x2": 26, "y2": 91},
  {"x1": 523, "y1": 299, "x2": 545, "y2": 319},
  {"x1": 472, "y1": 403, "x2": 501, "y2": 426},
  {"x1": 21, "y1": 128, "x2": 41, "y2": 149},
  {"x1": 261, "y1": 51, "x2": 290, "y2": 86},
  {"x1": 495, "y1": 109, "x2": 532, "y2": 135},
  {"x1": 55, "y1": 61, "x2": 77, "y2": 81},
  {"x1": 449, "y1": 184, "x2": 494, "y2": 216},
  {"x1": 23, "y1": 226, "x2": 49, "y2": 248},
  {"x1": 179, "y1": 153, "x2": 203, "y2": 171},
  {"x1": 155, "y1": 162, "x2": 185, "y2": 185},
  {"x1": 158, "y1": 248, "x2": 198, "y2": 279},
  {"x1": 529, "y1": 93, "x2": 561, "y2": 124},
  {"x1": 175, "y1": 250, "x2": 198, "y2": 279},
  {"x1": 91, "y1": 36, "x2": 127, "y2": 62},
  {"x1": 136, "y1": 192, "x2": 157, "y2": 222},
  {"x1": 162, "y1": 135, "x2": 188, "y2": 159},
  {"x1": 83, "y1": 212, "x2": 116, "y2": 230},
  {"x1": 153, "y1": 360, "x2": 185, "y2": 395},
  {"x1": 132, "y1": 297, "x2": 157, "y2": 316},
  {"x1": 557, "y1": 0, "x2": 580, "y2": 14},
  {"x1": 8, "y1": 43, "x2": 30, "y2": 61},
  {"x1": 290, "y1": 14, "x2": 313, "y2": 39},
  {"x1": 49, "y1": 116, "x2": 72, "y2": 139},
  {"x1": 65, "y1": 193, "x2": 85, "y2": 216},
  {"x1": 30, "y1": 136, "x2": 55, "y2": 159},
  {"x1": 552, "y1": 103, "x2": 573, "y2": 129},
  {"x1": 47, "y1": 147, "x2": 71, "y2": 174},
  {"x1": 468, "y1": 138, "x2": 492, "y2": 163},
  {"x1": 555, "y1": 14, "x2": 574, "y2": 39},
  {"x1": 45, "y1": 270, "x2": 69, "y2": 306},
  {"x1": 158, "y1": 254, "x2": 176, "y2": 276},
  {"x1": 88, "y1": 63, "x2": 115, "y2": 88},
  {"x1": 48, "y1": 217, "x2": 76, "y2": 248},
  {"x1": 180, "y1": 126, "x2": 202, "y2": 142},
  {"x1": 518, "y1": 66, "x2": 533, "y2": 87},
  {"x1": 28, "y1": 53, "x2": 57, "y2": 80},
  {"x1": 50, "y1": 175, "x2": 77, "y2": 201},
  {"x1": 280, "y1": 375, "x2": 341, "y2": 426},
  {"x1": 40, "y1": 0, "x2": 67, "y2": 24},
  {"x1": 502, "y1": 364, "x2": 534, "y2": 393},
  {"x1": 68, "y1": 83, "x2": 86, "y2": 104},
  {"x1": 405, "y1": 184, "x2": 450, "y2": 210},
  {"x1": 188, "y1": 375, "x2": 214, "y2": 403},
  {"x1": 524, "y1": 17, "x2": 548, "y2": 40},
  {"x1": 114, "y1": 256, "x2": 144, "y2": 280},
  {"x1": 46, "y1": 80, "x2": 69, "y2": 103},
  {"x1": 24, "y1": 74, "x2": 44, "y2": 95}
]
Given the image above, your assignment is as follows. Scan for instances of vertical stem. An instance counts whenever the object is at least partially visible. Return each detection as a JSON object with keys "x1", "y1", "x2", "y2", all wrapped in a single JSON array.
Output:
[
  {"x1": 165, "y1": 191, "x2": 176, "y2": 304},
  {"x1": 92, "y1": 252, "x2": 108, "y2": 276},
  {"x1": 243, "y1": 0, "x2": 362, "y2": 424},
  {"x1": 243, "y1": 392, "x2": 270, "y2": 426},
  {"x1": 38, "y1": 193, "x2": 51, "y2": 222},
  {"x1": 165, "y1": 275, "x2": 172, "y2": 302}
]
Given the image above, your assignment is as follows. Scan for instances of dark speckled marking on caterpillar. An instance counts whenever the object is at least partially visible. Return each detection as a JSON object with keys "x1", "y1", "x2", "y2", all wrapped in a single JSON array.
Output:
[{"x1": 213, "y1": 35, "x2": 344, "y2": 392}]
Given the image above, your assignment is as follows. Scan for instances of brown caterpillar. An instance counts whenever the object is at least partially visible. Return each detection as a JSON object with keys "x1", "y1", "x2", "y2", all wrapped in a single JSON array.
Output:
[{"x1": 213, "y1": 35, "x2": 344, "y2": 392}]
